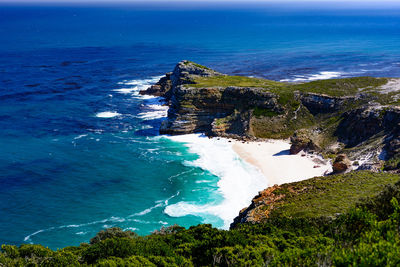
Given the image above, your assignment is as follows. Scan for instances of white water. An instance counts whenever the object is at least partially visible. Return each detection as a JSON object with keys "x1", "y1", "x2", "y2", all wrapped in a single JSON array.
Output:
[
  {"x1": 280, "y1": 71, "x2": 343, "y2": 82},
  {"x1": 116, "y1": 76, "x2": 168, "y2": 120},
  {"x1": 164, "y1": 134, "x2": 268, "y2": 229},
  {"x1": 95, "y1": 111, "x2": 121, "y2": 118}
]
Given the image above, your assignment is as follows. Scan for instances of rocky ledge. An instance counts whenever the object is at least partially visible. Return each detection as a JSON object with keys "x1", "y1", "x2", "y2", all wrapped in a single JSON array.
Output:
[
  {"x1": 142, "y1": 60, "x2": 400, "y2": 225},
  {"x1": 142, "y1": 60, "x2": 400, "y2": 171}
]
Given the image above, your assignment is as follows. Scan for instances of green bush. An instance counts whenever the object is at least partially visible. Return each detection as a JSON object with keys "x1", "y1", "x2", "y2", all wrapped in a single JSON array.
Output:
[{"x1": 3, "y1": 178, "x2": 400, "y2": 266}]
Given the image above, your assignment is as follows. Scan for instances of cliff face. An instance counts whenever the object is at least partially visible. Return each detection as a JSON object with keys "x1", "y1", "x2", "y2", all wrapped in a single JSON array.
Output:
[
  {"x1": 142, "y1": 61, "x2": 400, "y2": 226},
  {"x1": 141, "y1": 60, "x2": 282, "y2": 137},
  {"x1": 142, "y1": 61, "x2": 400, "y2": 170},
  {"x1": 298, "y1": 92, "x2": 354, "y2": 114}
]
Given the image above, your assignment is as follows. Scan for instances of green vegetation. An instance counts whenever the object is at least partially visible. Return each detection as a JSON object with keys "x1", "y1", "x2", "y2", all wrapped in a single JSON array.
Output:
[
  {"x1": 268, "y1": 171, "x2": 400, "y2": 218},
  {"x1": 292, "y1": 77, "x2": 389, "y2": 97},
  {"x1": 2, "y1": 172, "x2": 400, "y2": 266},
  {"x1": 253, "y1": 107, "x2": 279, "y2": 117},
  {"x1": 250, "y1": 105, "x2": 315, "y2": 139},
  {"x1": 190, "y1": 75, "x2": 284, "y2": 89},
  {"x1": 384, "y1": 157, "x2": 400, "y2": 171},
  {"x1": 183, "y1": 60, "x2": 211, "y2": 70},
  {"x1": 190, "y1": 74, "x2": 388, "y2": 98},
  {"x1": 187, "y1": 75, "x2": 392, "y2": 140}
]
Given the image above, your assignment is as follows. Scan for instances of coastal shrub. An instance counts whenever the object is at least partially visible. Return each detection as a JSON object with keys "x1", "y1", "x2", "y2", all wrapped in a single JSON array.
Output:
[
  {"x1": 82, "y1": 237, "x2": 138, "y2": 263},
  {"x1": 18, "y1": 244, "x2": 53, "y2": 258},
  {"x1": 1, "y1": 244, "x2": 20, "y2": 258},
  {"x1": 90, "y1": 227, "x2": 137, "y2": 244},
  {"x1": 384, "y1": 157, "x2": 400, "y2": 171},
  {"x1": 253, "y1": 107, "x2": 279, "y2": 117},
  {"x1": 96, "y1": 256, "x2": 156, "y2": 266},
  {"x1": 3, "y1": 174, "x2": 400, "y2": 266}
]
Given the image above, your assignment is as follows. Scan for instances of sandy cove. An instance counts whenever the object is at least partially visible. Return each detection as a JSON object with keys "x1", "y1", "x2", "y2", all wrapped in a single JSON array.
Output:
[{"x1": 232, "y1": 139, "x2": 332, "y2": 186}]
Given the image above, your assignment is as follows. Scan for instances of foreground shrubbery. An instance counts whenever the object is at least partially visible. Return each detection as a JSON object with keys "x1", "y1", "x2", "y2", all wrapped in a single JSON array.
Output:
[{"x1": 2, "y1": 181, "x2": 400, "y2": 266}]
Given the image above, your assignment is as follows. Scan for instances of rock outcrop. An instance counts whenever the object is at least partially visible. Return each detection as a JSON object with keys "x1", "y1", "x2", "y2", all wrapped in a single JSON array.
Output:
[
  {"x1": 230, "y1": 185, "x2": 283, "y2": 228},
  {"x1": 141, "y1": 60, "x2": 282, "y2": 136},
  {"x1": 141, "y1": 61, "x2": 400, "y2": 165},
  {"x1": 297, "y1": 92, "x2": 354, "y2": 114},
  {"x1": 141, "y1": 60, "x2": 400, "y2": 228},
  {"x1": 289, "y1": 129, "x2": 321, "y2": 154},
  {"x1": 140, "y1": 60, "x2": 223, "y2": 99},
  {"x1": 141, "y1": 61, "x2": 400, "y2": 164},
  {"x1": 332, "y1": 154, "x2": 352, "y2": 173}
]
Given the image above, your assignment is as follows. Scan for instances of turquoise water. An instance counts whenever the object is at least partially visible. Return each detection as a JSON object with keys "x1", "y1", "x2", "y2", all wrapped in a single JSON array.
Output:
[{"x1": 1, "y1": 2, "x2": 400, "y2": 249}]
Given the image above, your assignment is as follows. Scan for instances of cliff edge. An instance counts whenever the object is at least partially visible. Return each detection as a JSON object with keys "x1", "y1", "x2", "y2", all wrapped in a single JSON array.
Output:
[{"x1": 142, "y1": 60, "x2": 400, "y2": 226}]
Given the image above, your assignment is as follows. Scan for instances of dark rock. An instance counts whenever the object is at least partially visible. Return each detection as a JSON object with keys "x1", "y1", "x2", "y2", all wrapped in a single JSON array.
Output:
[
  {"x1": 298, "y1": 92, "x2": 353, "y2": 114},
  {"x1": 335, "y1": 106, "x2": 385, "y2": 147},
  {"x1": 290, "y1": 129, "x2": 320, "y2": 154},
  {"x1": 139, "y1": 73, "x2": 172, "y2": 97},
  {"x1": 332, "y1": 154, "x2": 352, "y2": 173},
  {"x1": 139, "y1": 60, "x2": 223, "y2": 100}
]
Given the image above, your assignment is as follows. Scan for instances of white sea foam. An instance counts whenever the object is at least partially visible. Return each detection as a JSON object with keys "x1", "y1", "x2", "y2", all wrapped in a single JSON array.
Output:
[
  {"x1": 131, "y1": 202, "x2": 164, "y2": 216},
  {"x1": 281, "y1": 71, "x2": 343, "y2": 82},
  {"x1": 95, "y1": 111, "x2": 121, "y2": 118},
  {"x1": 76, "y1": 231, "x2": 88, "y2": 235},
  {"x1": 115, "y1": 76, "x2": 163, "y2": 96},
  {"x1": 24, "y1": 217, "x2": 120, "y2": 243},
  {"x1": 195, "y1": 180, "x2": 213, "y2": 184},
  {"x1": 23, "y1": 192, "x2": 180, "y2": 243},
  {"x1": 137, "y1": 109, "x2": 168, "y2": 120},
  {"x1": 129, "y1": 192, "x2": 180, "y2": 217},
  {"x1": 74, "y1": 134, "x2": 88, "y2": 140},
  {"x1": 164, "y1": 134, "x2": 268, "y2": 229},
  {"x1": 124, "y1": 227, "x2": 138, "y2": 231},
  {"x1": 116, "y1": 76, "x2": 168, "y2": 120}
]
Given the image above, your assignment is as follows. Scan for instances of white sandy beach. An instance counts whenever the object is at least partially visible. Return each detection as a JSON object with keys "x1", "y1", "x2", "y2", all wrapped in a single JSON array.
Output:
[{"x1": 232, "y1": 139, "x2": 332, "y2": 186}]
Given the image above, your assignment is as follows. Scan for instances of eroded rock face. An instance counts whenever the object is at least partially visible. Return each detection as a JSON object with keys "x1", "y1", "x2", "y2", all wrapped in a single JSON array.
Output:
[
  {"x1": 139, "y1": 73, "x2": 172, "y2": 97},
  {"x1": 139, "y1": 60, "x2": 223, "y2": 99},
  {"x1": 335, "y1": 106, "x2": 385, "y2": 147},
  {"x1": 298, "y1": 92, "x2": 353, "y2": 114},
  {"x1": 383, "y1": 108, "x2": 400, "y2": 159},
  {"x1": 334, "y1": 106, "x2": 400, "y2": 163},
  {"x1": 332, "y1": 154, "x2": 352, "y2": 173},
  {"x1": 160, "y1": 86, "x2": 279, "y2": 135},
  {"x1": 142, "y1": 61, "x2": 400, "y2": 168},
  {"x1": 290, "y1": 129, "x2": 320, "y2": 154},
  {"x1": 141, "y1": 60, "x2": 282, "y2": 136},
  {"x1": 230, "y1": 185, "x2": 283, "y2": 229}
]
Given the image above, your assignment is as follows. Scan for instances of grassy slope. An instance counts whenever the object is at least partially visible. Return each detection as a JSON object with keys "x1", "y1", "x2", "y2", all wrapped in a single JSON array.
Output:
[
  {"x1": 190, "y1": 75, "x2": 392, "y2": 103},
  {"x1": 189, "y1": 75, "x2": 284, "y2": 89},
  {"x1": 269, "y1": 171, "x2": 400, "y2": 218}
]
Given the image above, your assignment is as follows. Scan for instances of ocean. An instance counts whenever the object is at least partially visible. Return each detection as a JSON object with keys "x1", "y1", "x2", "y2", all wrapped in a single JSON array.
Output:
[{"x1": 1, "y1": 1, "x2": 400, "y2": 249}]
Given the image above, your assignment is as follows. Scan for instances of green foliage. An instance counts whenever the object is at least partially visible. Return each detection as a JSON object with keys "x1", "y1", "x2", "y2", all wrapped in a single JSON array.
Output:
[
  {"x1": 97, "y1": 256, "x2": 156, "y2": 266},
  {"x1": 269, "y1": 171, "x2": 400, "y2": 219},
  {"x1": 2, "y1": 173, "x2": 400, "y2": 266},
  {"x1": 384, "y1": 157, "x2": 400, "y2": 171},
  {"x1": 190, "y1": 75, "x2": 284, "y2": 89},
  {"x1": 90, "y1": 227, "x2": 137, "y2": 244},
  {"x1": 253, "y1": 107, "x2": 279, "y2": 117},
  {"x1": 183, "y1": 60, "x2": 211, "y2": 70},
  {"x1": 83, "y1": 237, "x2": 138, "y2": 264},
  {"x1": 190, "y1": 74, "x2": 387, "y2": 99},
  {"x1": 292, "y1": 76, "x2": 388, "y2": 97}
]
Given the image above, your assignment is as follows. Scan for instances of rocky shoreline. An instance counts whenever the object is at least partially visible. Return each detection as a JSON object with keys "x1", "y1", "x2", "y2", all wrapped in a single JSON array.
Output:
[{"x1": 141, "y1": 60, "x2": 400, "y2": 226}]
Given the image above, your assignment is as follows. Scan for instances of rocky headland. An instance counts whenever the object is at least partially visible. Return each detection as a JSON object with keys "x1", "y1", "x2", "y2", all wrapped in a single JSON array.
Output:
[{"x1": 141, "y1": 60, "x2": 400, "y2": 226}]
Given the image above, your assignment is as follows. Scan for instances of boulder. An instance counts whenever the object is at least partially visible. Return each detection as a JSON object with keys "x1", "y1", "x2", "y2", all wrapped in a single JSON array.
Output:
[
  {"x1": 332, "y1": 154, "x2": 352, "y2": 173},
  {"x1": 290, "y1": 129, "x2": 320, "y2": 155}
]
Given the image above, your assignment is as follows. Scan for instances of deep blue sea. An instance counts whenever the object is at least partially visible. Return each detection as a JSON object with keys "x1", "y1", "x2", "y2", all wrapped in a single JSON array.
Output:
[{"x1": 1, "y1": 2, "x2": 400, "y2": 249}]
